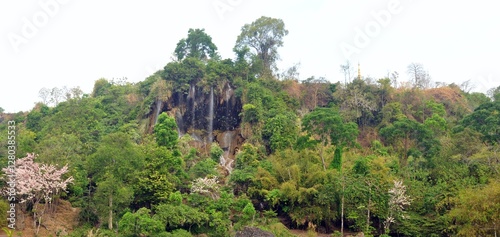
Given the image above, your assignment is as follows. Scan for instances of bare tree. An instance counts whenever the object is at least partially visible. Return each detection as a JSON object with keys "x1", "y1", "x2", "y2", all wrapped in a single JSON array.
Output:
[
  {"x1": 50, "y1": 87, "x2": 63, "y2": 106},
  {"x1": 39, "y1": 87, "x2": 51, "y2": 105},
  {"x1": 390, "y1": 71, "x2": 399, "y2": 89},
  {"x1": 280, "y1": 62, "x2": 301, "y2": 81},
  {"x1": 460, "y1": 79, "x2": 475, "y2": 93},
  {"x1": 407, "y1": 63, "x2": 431, "y2": 89},
  {"x1": 111, "y1": 77, "x2": 128, "y2": 85},
  {"x1": 340, "y1": 60, "x2": 353, "y2": 85},
  {"x1": 302, "y1": 76, "x2": 329, "y2": 111},
  {"x1": 71, "y1": 86, "x2": 84, "y2": 99},
  {"x1": 62, "y1": 86, "x2": 72, "y2": 101}
]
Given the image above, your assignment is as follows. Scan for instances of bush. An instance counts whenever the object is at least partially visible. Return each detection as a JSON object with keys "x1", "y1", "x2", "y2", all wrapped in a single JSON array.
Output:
[
  {"x1": 0, "y1": 199, "x2": 10, "y2": 227},
  {"x1": 210, "y1": 143, "x2": 224, "y2": 163}
]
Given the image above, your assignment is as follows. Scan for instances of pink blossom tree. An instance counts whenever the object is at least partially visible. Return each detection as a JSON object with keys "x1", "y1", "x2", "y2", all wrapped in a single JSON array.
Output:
[{"x1": 2, "y1": 153, "x2": 74, "y2": 234}]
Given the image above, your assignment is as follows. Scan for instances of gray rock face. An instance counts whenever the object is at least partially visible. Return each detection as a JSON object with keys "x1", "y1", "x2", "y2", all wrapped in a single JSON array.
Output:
[{"x1": 235, "y1": 227, "x2": 275, "y2": 237}]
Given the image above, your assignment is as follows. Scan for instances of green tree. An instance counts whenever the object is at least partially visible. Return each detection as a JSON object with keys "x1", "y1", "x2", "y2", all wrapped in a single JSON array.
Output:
[
  {"x1": 329, "y1": 146, "x2": 342, "y2": 171},
  {"x1": 455, "y1": 100, "x2": 500, "y2": 144},
  {"x1": 242, "y1": 104, "x2": 260, "y2": 124},
  {"x1": 488, "y1": 85, "x2": 500, "y2": 101},
  {"x1": 302, "y1": 107, "x2": 358, "y2": 169},
  {"x1": 119, "y1": 208, "x2": 164, "y2": 237},
  {"x1": 174, "y1": 28, "x2": 218, "y2": 61},
  {"x1": 447, "y1": 180, "x2": 500, "y2": 236},
  {"x1": 134, "y1": 137, "x2": 185, "y2": 207},
  {"x1": 205, "y1": 58, "x2": 234, "y2": 88},
  {"x1": 163, "y1": 57, "x2": 205, "y2": 92},
  {"x1": 94, "y1": 175, "x2": 134, "y2": 230},
  {"x1": 242, "y1": 202, "x2": 256, "y2": 224},
  {"x1": 347, "y1": 156, "x2": 391, "y2": 234},
  {"x1": 230, "y1": 143, "x2": 261, "y2": 194},
  {"x1": 379, "y1": 117, "x2": 437, "y2": 167},
  {"x1": 266, "y1": 148, "x2": 334, "y2": 228},
  {"x1": 87, "y1": 132, "x2": 143, "y2": 230},
  {"x1": 235, "y1": 16, "x2": 288, "y2": 75},
  {"x1": 210, "y1": 143, "x2": 224, "y2": 163},
  {"x1": 154, "y1": 112, "x2": 179, "y2": 149},
  {"x1": 92, "y1": 78, "x2": 112, "y2": 97},
  {"x1": 263, "y1": 112, "x2": 298, "y2": 152},
  {"x1": 465, "y1": 92, "x2": 491, "y2": 110},
  {"x1": 153, "y1": 202, "x2": 209, "y2": 231},
  {"x1": 302, "y1": 107, "x2": 358, "y2": 148},
  {"x1": 26, "y1": 103, "x2": 50, "y2": 132}
]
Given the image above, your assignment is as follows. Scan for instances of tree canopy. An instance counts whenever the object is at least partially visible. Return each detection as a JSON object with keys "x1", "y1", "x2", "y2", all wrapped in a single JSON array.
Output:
[
  {"x1": 235, "y1": 16, "x2": 288, "y2": 75},
  {"x1": 174, "y1": 28, "x2": 218, "y2": 61}
]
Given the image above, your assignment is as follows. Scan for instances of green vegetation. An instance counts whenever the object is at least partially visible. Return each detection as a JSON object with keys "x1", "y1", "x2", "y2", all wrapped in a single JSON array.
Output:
[{"x1": 0, "y1": 16, "x2": 499, "y2": 237}]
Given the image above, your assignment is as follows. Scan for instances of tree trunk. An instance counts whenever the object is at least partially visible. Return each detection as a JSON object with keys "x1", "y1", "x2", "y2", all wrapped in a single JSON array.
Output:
[
  {"x1": 341, "y1": 176, "x2": 345, "y2": 236},
  {"x1": 403, "y1": 134, "x2": 409, "y2": 167},
  {"x1": 320, "y1": 145, "x2": 326, "y2": 171},
  {"x1": 108, "y1": 193, "x2": 113, "y2": 230},
  {"x1": 367, "y1": 187, "x2": 371, "y2": 233}
]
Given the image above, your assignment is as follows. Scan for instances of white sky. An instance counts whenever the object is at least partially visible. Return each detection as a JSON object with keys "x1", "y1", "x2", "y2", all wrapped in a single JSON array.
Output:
[{"x1": 1, "y1": 0, "x2": 499, "y2": 113}]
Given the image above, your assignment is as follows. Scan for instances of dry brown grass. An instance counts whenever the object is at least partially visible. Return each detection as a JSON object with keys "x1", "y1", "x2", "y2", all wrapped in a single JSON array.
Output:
[{"x1": 15, "y1": 200, "x2": 79, "y2": 237}]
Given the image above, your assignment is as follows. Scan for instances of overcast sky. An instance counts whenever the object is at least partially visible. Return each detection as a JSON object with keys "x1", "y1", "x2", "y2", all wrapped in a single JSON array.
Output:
[{"x1": 1, "y1": 0, "x2": 499, "y2": 113}]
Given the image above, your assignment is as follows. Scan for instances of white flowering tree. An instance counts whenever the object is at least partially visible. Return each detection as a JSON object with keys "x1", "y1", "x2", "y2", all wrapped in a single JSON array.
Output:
[
  {"x1": 191, "y1": 176, "x2": 220, "y2": 200},
  {"x1": 384, "y1": 179, "x2": 411, "y2": 234},
  {"x1": 2, "y1": 153, "x2": 74, "y2": 234}
]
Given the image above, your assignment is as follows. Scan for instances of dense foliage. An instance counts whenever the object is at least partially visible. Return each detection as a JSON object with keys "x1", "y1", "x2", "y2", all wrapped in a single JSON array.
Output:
[{"x1": 0, "y1": 16, "x2": 499, "y2": 237}]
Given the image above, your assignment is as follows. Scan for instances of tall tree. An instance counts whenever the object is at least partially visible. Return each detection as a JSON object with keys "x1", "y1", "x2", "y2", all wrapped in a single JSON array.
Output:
[
  {"x1": 134, "y1": 136, "x2": 185, "y2": 208},
  {"x1": 87, "y1": 132, "x2": 143, "y2": 230},
  {"x1": 302, "y1": 107, "x2": 358, "y2": 170},
  {"x1": 302, "y1": 107, "x2": 359, "y2": 148},
  {"x1": 174, "y1": 28, "x2": 218, "y2": 61},
  {"x1": 340, "y1": 61, "x2": 353, "y2": 85},
  {"x1": 235, "y1": 16, "x2": 288, "y2": 75},
  {"x1": 39, "y1": 87, "x2": 51, "y2": 105},
  {"x1": 384, "y1": 180, "x2": 411, "y2": 234},
  {"x1": 407, "y1": 63, "x2": 430, "y2": 89},
  {"x1": 390, "y1": 71, "x2": 399, "y2": 88},
  {"x1": 379, "y1": 117, "x2": 437, "y2": 167}
]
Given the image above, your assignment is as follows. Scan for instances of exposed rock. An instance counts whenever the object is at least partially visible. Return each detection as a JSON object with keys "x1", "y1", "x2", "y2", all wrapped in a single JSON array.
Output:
[
  {"x1": 235, "y1": 227, "x2": 275, "y2": 237},
  {"x1": 153, "y1": 81, "x2": 244, "y2": 157}
]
